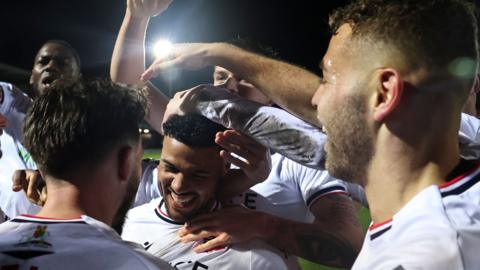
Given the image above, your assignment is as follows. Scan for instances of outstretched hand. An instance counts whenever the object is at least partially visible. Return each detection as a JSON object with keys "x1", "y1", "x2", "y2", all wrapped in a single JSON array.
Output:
[
  {"x1": 141, "y1": 43, "x2": 221, "y2": 81},
  {"x1": 216, "y1": 130, "x2": 271, "y2": 182},
  {"x1": 127, "y1": 0, "x2": 173, "y2": 18}
]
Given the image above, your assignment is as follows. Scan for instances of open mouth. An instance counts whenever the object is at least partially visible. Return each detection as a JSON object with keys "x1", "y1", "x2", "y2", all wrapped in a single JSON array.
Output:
[
  {"x1": 41, "y1": 76, "x2": 57, "y2": 88},
  {"x1": 170, "y1": 191, "x2": 197, "y2": 209}
]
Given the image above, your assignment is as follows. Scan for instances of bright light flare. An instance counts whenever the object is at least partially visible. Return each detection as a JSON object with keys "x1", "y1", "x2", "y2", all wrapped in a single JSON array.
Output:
[{"x1": 153, "y1": 39, "x2": 173, "y2": 59}]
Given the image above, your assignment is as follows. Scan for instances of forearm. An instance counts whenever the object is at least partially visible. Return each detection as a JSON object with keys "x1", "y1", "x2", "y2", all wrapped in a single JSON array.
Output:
[
  {"x1": 207, "y1": 43, "x2": 321, "y2": 125},
  {"x1": 111, "y1": 11, "x2": 149, "y2": 84},
  {"x1": 111, "y1": 12, "x2": 169, "y2": 133},
  {"x1": 257, "y1": 212, "x2": 360, "y2": 268}
]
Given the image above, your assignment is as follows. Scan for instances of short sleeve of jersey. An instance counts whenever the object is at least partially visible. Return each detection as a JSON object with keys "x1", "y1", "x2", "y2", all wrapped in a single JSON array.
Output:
[
  {"x1": 459, "y1": 112, "x2": 480, "y2": 159},
  {"x1": 281, "y1": 156, "x2": 348, "y2": 209},
  {"x1": 133, "y1": 159, "x2": 161, "y2": 207}
]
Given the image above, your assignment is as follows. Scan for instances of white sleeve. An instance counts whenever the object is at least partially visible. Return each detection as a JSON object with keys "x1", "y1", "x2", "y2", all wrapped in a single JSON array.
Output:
[
  {"x1": 133, "y1": 159, "x2": 161, "y2": 207},
  {"x1": 459, "y1": 112, "x2": 480, "y2": 159},
  {"x1": 0, "y1": 82, "x2": 32, "y2": 142},
  {"x1": 185, "y1": 85, "x2": 326, "y2": 169},
  {"x1": 281, "y1": 157, "x2": 348, "y2": 209}
]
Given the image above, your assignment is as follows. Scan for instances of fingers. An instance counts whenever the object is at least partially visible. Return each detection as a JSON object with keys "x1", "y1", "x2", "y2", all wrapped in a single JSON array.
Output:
[
  {"x1": 12, "y1": 170, "x2": 27, "y2": 192},
  {"x1": 192, "y1": 234, "x2": 230, "y2": 253},
  {"x1": 141, "y1": 57, "x2": 182, "y2": 81},
  {"x1": 179, "y1": 230, "x2": 217, "y2": 243},
  {"x1": 27, "y1": 172, "x2": 45, "y2": 204},
  {"x1": 215, "y1": 130, "x2": 266, "y2": 162},
  {"x1": 179, "y1": 213, "x2": 219, "y2": 236}
]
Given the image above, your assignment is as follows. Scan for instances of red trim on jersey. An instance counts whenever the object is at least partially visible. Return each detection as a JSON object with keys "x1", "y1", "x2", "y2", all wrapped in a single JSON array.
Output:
[
  {"x1": 20, "y1": 214, "x2": 82, "y2": 221},
  {"x1": 369, "y1": 218, "x2": 393, "y2": 231},
  {"x1": 440, "y1": 162, "x2": 480, "y2": 189},
  {"x1": 308, "y1": 191, "x2": 348, "y2": 208}
]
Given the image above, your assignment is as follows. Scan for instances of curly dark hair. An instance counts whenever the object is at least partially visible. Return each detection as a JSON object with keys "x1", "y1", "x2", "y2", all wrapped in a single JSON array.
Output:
[
  {"x1": 329, "y1": 0, "x2": 478, "y2": 73},
  {"x1": 23, "y1": 78, "x2": 148, "y2": 176},
  {"x1": 163, "y1": 113, "x2": 226, "y2": 148}
]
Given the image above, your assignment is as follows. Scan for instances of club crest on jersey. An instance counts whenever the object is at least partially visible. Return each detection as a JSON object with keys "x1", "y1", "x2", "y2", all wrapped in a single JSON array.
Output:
[
  {"x1": 15, "y1": 225, "x2": 52, "y2": 248},
  {"x1": 1, "y1": 226, "x2": 54, "y2": 259}
]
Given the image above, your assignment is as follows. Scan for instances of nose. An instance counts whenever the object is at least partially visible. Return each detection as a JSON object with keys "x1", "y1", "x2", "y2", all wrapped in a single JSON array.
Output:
[
  {"x1": 44, "y1": 59, "x2": 60, "y2": 72},
  {"x1": 170, "y1": 173, "x2": 190, "y2": 194},
  {"x1": 311, "y1": 87, "x2": 322, "y2": 109}
]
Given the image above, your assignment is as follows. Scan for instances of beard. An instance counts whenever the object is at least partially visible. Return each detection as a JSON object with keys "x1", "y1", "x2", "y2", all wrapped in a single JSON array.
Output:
[
  {"x1": 163, "y1": 191, "x2": 216, "y2": 223},
  {"x1": 112, "y1": 172, "x2": 140, "y2": 234},
  {"x1": 323, "y1": 93, "x2": 373, "y2": 185}
]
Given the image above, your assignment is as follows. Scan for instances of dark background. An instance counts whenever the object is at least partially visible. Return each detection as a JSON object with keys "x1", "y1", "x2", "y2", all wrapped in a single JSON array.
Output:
[{"x1": 0, "y1": 0, "x2": 348, "y2": 95}]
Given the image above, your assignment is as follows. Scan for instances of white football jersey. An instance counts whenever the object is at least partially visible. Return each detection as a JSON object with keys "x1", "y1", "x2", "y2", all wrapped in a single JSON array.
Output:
[
  {"x1": 0, "y1": 82, "x2": 39, "y2": 221},
  {"x1": 233, "y1": 153, "x2": 355, "y2": 222},
  {"x1": 122, "y1": 197, "x2": 296, "y2": 270},
  {"x1": 0, "y1": 214, "x2": 172, "y2": 270},
  {"x1": 353, "y1": 159, "x2": 480, "y2": 270}
]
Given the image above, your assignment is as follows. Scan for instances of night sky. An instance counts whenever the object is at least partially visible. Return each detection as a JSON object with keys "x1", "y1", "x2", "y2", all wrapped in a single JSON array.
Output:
[{"x1": 0, "y1": 0, "x2": 348, "y2": 94}]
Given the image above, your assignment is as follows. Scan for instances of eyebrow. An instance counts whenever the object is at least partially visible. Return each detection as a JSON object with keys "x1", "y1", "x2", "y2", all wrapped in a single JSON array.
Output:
[{"x1": 161, "y1": 159, "x2": 211, "y2": 175}]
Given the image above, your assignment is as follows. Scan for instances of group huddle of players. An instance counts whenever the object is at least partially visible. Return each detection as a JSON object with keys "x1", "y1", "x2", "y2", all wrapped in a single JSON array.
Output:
[{"x1": 0, "y1": 0, "x2": 480, "y2": 269}]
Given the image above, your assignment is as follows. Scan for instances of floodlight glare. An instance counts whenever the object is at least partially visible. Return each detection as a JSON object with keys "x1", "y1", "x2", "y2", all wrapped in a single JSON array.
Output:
[{"x1": 153, "y1": 39, "x2": 173, "y2": 59}]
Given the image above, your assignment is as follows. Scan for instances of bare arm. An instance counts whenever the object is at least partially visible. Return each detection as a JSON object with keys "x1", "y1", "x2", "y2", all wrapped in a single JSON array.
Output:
[
  {"x1": 111, "y1": 0, "x2": 172, "y2": 133},
  {"x1": 211, "y1": 43, "x2": 321, "y2": 125},
  {"x1": 263, "y1": 194, "x2": 364, "y2": 268},
  {"x1": 179, "y1": 194, "x2": 363, "y2": 268},
  {"x1": 142, "y1": 43, "x2": 322, "y2": 125}
]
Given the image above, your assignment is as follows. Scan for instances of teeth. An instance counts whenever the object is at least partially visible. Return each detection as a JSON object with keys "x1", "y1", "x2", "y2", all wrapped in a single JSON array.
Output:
[{"x1": 171, "y1": 193, "x2": 195, "y2": 205}]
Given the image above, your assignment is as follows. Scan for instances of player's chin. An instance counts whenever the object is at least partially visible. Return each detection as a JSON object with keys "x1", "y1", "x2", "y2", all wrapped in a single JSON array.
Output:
[{"x1": 167, "y1": 195, "x2": 199, "y2": 217}]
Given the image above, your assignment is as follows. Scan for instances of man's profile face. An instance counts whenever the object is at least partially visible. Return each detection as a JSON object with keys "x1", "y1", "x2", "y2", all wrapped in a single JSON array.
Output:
[
  {"x1": 157, "y1": 136, "x2": 227, "y2": 223},
  {"x1": 29, "y1": 42, "x2": 81, "y2": 96},
  {"x1": 213, "y1": 66, "x2": 272, "y2": 105},
  {"x1": 311, "y1": 24, "x2": 374, "y2": 184},
  {"x1": 113, "y1": 140, "x2": 144, "y2": 232}
]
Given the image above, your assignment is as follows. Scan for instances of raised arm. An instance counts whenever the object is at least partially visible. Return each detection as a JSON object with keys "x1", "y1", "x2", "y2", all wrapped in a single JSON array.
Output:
[
  {"x1": 111, "y1": 0, "x2": 172, "y2": 132},
  {"x1": 142, "y1": 43, "x2": 322, "y2": 125}
]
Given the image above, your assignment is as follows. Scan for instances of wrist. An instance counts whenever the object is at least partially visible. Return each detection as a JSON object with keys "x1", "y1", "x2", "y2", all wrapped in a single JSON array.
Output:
[{"x1": 125, "y1": 9, "x2": 151, "y2": 24}]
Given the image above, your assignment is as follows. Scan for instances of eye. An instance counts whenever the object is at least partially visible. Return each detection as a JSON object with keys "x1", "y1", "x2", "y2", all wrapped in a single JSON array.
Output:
[
  {"x1": 163, "y1": 164, "x2": 178, "y2": 173},
  {"x1": 37, "y1": 57, "x2": 49, "y2": 66},
  {"x1": 193, "y1": 173, "x2": 209, "y2": 180}
]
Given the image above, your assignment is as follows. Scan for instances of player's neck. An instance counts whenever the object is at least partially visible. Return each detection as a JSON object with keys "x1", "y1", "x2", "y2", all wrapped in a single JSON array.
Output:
[
  {"x1": 38, "y1": 175, "x2": 115, "y2": 226},
  {"x1": 365, "y1": 129, "x2": 460, "y2": 224}
]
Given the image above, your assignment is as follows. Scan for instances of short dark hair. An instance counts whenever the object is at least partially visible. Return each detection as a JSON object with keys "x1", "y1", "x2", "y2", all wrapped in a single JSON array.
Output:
[
  {"x1": 42, "y1": 39, "x2": 82, "y2": 69},
  {"x1": 329, "y1": 0, "x2": 478, "y2": 81},
  {"x1": 163, "y1": 114, "x2": 226, "y2": 148},
  {"x1": 23, "y1": 79, "x2": 147, "y2": 176}
]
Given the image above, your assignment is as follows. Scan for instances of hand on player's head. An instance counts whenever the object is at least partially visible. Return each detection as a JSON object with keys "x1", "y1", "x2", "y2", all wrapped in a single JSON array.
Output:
[{"x1": 215, "y1": 130, "x2": 271, "y2": 182}]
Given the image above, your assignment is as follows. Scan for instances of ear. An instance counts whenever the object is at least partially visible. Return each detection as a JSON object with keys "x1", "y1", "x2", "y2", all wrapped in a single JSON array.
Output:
[
  {"x1": 29, "y1": 73, "x2": 34, "y2": 86},
  {"x1": 117, "y1": 146, "x2": 134, "y2": 182},
  {"x1": 373, "y1": 69, "x2": 404, "y2": 121}
]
